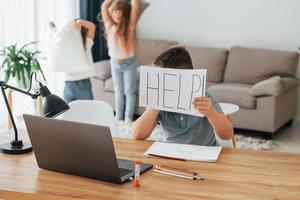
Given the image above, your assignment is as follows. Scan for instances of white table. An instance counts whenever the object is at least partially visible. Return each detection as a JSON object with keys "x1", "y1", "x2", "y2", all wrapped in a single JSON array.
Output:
[
  {"x1": 217, "y1": 103, "x2": 239, "y2": 148},
  {"x1": 219, "y1": 102, "x2": 239, "y2": 116}
]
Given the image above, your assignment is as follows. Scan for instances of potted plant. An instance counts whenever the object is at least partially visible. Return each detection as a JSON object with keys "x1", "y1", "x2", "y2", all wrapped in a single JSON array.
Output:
[{"x1": 0, "y1": 42, "x2": 46, "y2": 89}]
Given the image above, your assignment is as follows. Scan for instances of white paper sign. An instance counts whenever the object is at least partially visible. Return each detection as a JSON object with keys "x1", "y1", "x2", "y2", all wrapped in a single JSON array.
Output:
[{"x1": 139, "y1": 66, "x2": 207, "y2": 116}]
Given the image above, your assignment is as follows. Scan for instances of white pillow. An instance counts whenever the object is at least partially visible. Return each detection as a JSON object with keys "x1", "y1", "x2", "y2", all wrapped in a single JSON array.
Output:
[
  {"x1": 138, "y1": 0, "x2": 150, "y2": 16},
  {"x1": 47, "y1": 21, "x2": 91, "y2": 73}
]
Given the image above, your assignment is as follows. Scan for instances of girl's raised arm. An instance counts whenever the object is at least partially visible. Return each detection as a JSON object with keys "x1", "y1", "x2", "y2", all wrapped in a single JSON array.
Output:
[
  {"x1": 129, "y1": 0, "x2": 140, "y2": 30},
  {"x1": 75, "y1": 20, "x2": 96, "y2": 40},
  {"x1": 101, "y1": 0, "x2": 114, "y2": 29}
]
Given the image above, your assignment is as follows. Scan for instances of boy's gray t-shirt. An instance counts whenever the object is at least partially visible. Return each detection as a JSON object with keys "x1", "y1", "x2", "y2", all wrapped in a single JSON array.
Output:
[{"x1": 157, "y1": 91, "x2": 223, "y2": 146}]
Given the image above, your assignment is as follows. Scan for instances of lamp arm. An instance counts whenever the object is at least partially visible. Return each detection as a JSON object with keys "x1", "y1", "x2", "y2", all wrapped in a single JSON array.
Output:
[
  {"x1": 0, "y1": 81, "x2": 41, "y2": 142},
  {"x1": 0, "y1": 81, "x2": 41, "y2": 99},
  {"x1": 0, "y1": 84, "x2": 19, "y2": 142}
]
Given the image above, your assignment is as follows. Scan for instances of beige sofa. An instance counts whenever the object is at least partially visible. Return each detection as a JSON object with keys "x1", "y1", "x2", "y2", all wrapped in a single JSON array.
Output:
[{"x1": 91, "y1": 39, "x2": 299, "y2": 134}]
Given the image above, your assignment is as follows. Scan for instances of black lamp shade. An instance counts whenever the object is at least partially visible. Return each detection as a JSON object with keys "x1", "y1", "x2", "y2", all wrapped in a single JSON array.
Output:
[
  {"x1": 43, "y1": 94, "x2": 70, "y2": 118},
  {"x1": 39, "y1": 85, "x2": 70, "y2": 118}
]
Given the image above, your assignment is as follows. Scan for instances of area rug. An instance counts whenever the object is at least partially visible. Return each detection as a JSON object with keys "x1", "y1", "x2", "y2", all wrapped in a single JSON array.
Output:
[
  {"x1": 234, "y1": 135, "x2": 278, "y2": 150},
  {"x1": 116, "y1": 121, "x2": 278, "y2": 151}
]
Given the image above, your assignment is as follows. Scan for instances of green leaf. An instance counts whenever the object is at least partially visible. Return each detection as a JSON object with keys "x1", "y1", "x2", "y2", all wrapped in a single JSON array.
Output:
[
  {"x1": 1, "y1": 41, "x2": 45, "y2": 83},
  {"x1": 20, "y1": 67, "x2": 27, "y2": 88},
  {"x1": 40, "y1": 70, "x2": 46, "y2": 81},
  {"x1": 1, "y1": 58, "x2": 8, "y2": 68},
  {"x1": 17, "y1": 41, "x2": 36, "y2": 56},
  {"x1": 11, "y1": 65, "x2": 16, "y2": 77},
  {"x1": 4, "y1": 70, "x2": 11, "y2": 82},
  {"x1": 16, "y1": 63, "x2": 21, "y2": 80}
]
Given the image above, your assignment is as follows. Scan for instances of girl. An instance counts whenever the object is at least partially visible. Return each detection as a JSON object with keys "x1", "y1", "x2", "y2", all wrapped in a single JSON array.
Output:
[
  {"x1": 63, "y1": 19, "x2": 96, "y2": 103},
  {"x1": 48, "y1": 19, "x2": 96, "y2": 103},
  {"x1": 101, "y1": 0, "x2": 140, "y2": 123}
]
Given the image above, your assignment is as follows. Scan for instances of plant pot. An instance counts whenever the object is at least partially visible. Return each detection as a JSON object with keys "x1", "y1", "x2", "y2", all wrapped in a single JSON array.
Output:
[
  {"x1": 8, "y1": 73, "x2": 31, "y2": 91},
  {"x1": 17, "y1": 79, "x2": 31, "y2": 90}
]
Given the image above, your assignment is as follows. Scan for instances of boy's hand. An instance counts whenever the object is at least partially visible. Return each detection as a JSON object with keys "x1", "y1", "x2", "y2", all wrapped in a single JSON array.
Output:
[{"x1": 192, "y1": 97, "x2": 217, "y2": 118}]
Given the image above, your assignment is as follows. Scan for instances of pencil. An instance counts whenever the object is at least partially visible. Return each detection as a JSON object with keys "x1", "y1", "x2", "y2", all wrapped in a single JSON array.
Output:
[
  {"x1": 153, "y1": 169, "x2": 205, "y2": 180},
  {"x1": 154, "y1": 165, "x2": 197, "y2": 176},
  {"x1": 153, "y1": 169, "x2": 194, "y2": 180}
]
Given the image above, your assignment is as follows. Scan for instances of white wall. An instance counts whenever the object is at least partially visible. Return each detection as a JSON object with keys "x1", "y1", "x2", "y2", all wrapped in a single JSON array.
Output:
[
  {"x1": 0, "y1": 0, "x2": 79, "y2": 128},
  {"x1": 137, "y1": 0, "x2": 300, "y2": 122}
]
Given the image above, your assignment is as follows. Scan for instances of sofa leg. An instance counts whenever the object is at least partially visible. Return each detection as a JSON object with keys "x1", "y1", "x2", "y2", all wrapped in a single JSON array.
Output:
[
  {"x1": 286, "y1": 119, "x2": 294, "y2": 127},
  {"x1": 262, "y1": 133, "x2": 273, "y2": 140}
]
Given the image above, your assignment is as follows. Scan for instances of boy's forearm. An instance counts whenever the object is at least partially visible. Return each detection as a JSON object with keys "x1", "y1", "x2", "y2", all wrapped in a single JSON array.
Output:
[
  {"x1": 132, "y1": 109, "x2": 159, "y2": 140},
  {"x1": 208, "y1": 112, "x2": 233, "y2": 140}
]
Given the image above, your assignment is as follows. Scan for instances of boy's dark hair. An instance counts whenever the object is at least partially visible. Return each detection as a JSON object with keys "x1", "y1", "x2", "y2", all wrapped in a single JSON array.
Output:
[{"x1": 153, "y1": 46, "x2": 193, "y2": 69}]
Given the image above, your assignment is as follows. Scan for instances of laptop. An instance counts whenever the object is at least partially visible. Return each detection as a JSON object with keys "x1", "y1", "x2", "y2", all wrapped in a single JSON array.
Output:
[{"x1": 23, "y1": 114, "x2": 153, "y2": 184}]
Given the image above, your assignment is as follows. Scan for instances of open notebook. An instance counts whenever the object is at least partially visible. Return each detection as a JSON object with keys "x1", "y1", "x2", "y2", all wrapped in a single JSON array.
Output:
[{"x1": 144, "y1": 142, "x2": 222, "y2": 162}]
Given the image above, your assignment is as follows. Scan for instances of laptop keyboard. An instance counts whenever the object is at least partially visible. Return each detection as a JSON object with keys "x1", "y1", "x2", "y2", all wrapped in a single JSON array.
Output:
[{"x1": 119, "y1": 168, "x2": 132, "y2": 177}]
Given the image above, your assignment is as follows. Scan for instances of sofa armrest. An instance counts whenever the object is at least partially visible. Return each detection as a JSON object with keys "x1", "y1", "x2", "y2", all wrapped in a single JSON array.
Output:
[
  {"x1": 281, "y1": 77, "x2": 299, "y2": 92},
  {"x1": 94, "y1": 60, "x2": 111, "y2": 80},
  {"x1": 250, "y1": 76, "x2": 298, "y2": 97}
]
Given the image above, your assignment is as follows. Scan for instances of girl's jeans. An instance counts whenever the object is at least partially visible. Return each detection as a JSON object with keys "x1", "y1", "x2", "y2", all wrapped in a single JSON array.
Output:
[
  {"x1": 63, "y1": 78, "x2": 93, "y2": 103},
  {"x1": 110, "y1": 57, "x2": 138, "y2": 120}
]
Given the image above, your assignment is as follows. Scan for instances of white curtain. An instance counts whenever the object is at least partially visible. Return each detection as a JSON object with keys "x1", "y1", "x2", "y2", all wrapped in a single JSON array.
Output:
[{"x1": 0, "y1": 0, "x2": 80, "y2": 127}]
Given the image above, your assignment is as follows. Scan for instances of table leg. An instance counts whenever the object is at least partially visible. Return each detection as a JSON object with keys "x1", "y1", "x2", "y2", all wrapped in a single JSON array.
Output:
[
  {"x1": 6, "y1": 90, "x2": 42, "y2": 130},
  {"x1": 37, "y1": 96, "x2": 42, "y2": 116},
  {"x1": 7, "y1": 90, "x2": 13, "y2": 130}
]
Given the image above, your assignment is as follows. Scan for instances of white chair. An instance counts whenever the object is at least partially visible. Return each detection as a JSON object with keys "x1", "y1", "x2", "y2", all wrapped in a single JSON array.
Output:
[
  {"x1": 214, "y1": 132, "x2": 235, "y2": 148},
  {"x1": 61, "y1": 100, "x2": 118, "y2": 136}
]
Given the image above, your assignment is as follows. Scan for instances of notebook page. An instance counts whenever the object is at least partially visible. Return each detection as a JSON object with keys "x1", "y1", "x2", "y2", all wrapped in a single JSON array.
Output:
[{"x1": 144, "y1": 142, "x2": 222, "y2": 162}]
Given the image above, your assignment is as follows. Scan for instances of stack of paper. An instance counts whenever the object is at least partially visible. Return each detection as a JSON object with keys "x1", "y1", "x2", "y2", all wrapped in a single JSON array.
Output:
[{"x1": 144, "y1": 142, "x2": 222, "y2": 162}]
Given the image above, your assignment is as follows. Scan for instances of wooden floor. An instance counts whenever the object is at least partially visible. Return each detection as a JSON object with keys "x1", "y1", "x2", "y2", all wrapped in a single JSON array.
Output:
[{"x1": 234, "y1": 122, "x2": 300, "y2": 153}]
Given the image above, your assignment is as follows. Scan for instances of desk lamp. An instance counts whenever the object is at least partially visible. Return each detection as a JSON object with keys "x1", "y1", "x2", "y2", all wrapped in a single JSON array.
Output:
[{"x1": 0, "y1": 73, "x2": 69, "y2": 154}]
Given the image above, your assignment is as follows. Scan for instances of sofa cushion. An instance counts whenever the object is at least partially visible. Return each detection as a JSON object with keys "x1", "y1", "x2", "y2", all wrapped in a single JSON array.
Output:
[
  {"x1": 136, "y1": 39, "x2": 178, "y2": 65},
  {"x1": 250, "y1": 76, "x2": 281, "y2": 97},
  {"x1": 94, "y1": 60, "x2": 111, "y2": 80},
  {"x1": 104, "y1": 77, "x2": 114, "y2": 92},
  {"x1": 224, "y1": 46, "x2": 299, "y2": 84},
  {"x1": 206, "y1": 81, "x2": 218, "y2": 89},
  {"x1": 186, "y1": 46, "x2": 228, "y2": 82},
  {"x1": 281, "y1": 77, "x2": 299, "y2": 92},
  {"x1": 250, "y1": 76, "x2": 299, "y2": 97},
  {"x1": 208, "y1": 83, "x2": 256, "y2": 109}
]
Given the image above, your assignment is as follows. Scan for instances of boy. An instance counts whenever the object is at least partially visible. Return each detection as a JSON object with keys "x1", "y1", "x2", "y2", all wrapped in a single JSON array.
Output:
[{"x1": 132, "y1": 46, "x2": 233, "y2": 146}]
